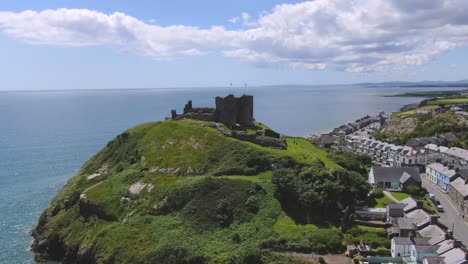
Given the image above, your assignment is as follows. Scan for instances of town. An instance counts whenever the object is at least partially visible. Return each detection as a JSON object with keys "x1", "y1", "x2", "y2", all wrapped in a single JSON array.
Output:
[{"x1": 312, "y1": 103, "x2": 468, "y2": 264}]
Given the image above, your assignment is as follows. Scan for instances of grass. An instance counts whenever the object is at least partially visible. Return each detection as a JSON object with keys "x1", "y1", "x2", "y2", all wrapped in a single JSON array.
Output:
[
  {"x1": 35, "y1": 119, "x2": 354, "y2": 263},
  {"x1": 374, "y1": 193, "x2": 394, "y2": 208},
  {"x1": 397, "y1": 105, "x2": 438, "y2": 116},
  {"x1": 344, "y1": 225, "x2": 390, "y2": 248},
  {"x1": 390, "y1": 191, "x2": 411, "y2": 201},
  {"x1": 427, "y1": 97, "x2": 468, "y2": 105},
  {"x1": 273, "y1": 211, "x2": 319, "y2": 238}
]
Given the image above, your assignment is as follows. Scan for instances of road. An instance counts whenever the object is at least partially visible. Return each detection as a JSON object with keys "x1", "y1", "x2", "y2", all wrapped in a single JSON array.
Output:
[{"x1": 421, "y1": 176, "x2": 468, "y2": 246}]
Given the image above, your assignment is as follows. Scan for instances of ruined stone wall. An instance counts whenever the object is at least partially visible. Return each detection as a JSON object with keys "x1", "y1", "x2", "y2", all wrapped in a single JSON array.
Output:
[{"x1": 215, "y1": 94, "x2": 254, "y2": 128}]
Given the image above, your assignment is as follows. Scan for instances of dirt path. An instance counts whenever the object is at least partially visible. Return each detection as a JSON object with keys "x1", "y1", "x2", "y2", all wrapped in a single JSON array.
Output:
[{"x1": 383, "y1": 190, "x2": 399, "y2": 203}]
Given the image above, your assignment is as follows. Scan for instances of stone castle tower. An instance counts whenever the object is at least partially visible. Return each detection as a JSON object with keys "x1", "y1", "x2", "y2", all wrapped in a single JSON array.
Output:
[
  {"x1": 215, "y1": 95, "x2": 254, "y2": 128},
  {"x1": 170, "y1": 94, "x2": 255, "y2": 129}
]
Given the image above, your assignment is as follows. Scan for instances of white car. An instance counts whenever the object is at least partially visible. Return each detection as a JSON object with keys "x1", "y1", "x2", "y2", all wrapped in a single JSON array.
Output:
[{"x1": 437, "y1": 205, "x2": 444, "y2": 212}]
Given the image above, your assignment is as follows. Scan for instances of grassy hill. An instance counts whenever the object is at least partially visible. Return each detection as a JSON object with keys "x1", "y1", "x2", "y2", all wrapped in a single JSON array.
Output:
[{"x1": 31, "y1": 119, "x2": 373, "y2": 264}]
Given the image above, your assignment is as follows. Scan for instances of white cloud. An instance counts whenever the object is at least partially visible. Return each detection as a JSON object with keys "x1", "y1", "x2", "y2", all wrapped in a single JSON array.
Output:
[
  {"x1": 228, "y1": 17, "x2": 239, "y2": 24},
  {"x1": 0, "y1": 1, "x2": 468, "y2": 72}
]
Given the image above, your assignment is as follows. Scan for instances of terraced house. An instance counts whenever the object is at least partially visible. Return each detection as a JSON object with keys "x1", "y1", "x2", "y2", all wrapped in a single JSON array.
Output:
[{"x1": 425, "y1": 163, "x2": 460, "y2": 192}]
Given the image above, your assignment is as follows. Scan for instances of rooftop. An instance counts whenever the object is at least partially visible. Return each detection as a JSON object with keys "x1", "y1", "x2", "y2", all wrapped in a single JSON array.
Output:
[
  {"x1": 405, "y1": 209, "x2": 431, "y2": 228},
  {"x1": 400, "y1": 197, "x2": 417, "y2": 212},
  {"x1": 445, "y1": 147, "x2": 468, "y2": 160},
  {"x1": 418, "y1": 225, "x2": 446, "y2": 245},
  {"x1": 450, "y1": 177, "x2": 468, "y2": 198},
  {"x1": 441, "y1": 248, "x2": 468, "y2": 264},
  {"x1": 371, "y1": 167, "x2": 421, "y2": 183}
]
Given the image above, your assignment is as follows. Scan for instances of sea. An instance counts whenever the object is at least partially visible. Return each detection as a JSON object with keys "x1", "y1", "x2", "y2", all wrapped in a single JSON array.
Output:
[{"x1": 0, "y1": 85, "x2": 464, "y2": 263}]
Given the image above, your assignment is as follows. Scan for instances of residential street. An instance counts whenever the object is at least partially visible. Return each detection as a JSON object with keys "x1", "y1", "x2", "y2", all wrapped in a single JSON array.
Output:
[{"x1": 421, "y1": 176, "x2": 468, "y2": 246}]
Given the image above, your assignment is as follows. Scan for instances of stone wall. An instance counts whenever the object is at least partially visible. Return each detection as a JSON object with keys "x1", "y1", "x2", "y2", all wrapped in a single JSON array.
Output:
[{"x1": 171, "y1": 94, "x2": 255, "y2": 129}]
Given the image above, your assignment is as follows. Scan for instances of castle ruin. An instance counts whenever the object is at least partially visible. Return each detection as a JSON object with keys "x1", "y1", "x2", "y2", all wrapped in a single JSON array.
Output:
[{"x1": 171, "y1": 94, "x2": 255, "y2": 129}]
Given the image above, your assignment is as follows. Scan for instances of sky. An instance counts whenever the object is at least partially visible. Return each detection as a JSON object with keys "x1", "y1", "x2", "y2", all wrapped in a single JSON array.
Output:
[{"x1": 0, "y1": 0, "x2": 468, "y2": 90}]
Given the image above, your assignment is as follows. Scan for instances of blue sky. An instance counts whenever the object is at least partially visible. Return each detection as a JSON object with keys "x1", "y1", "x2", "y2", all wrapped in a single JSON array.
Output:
[{"x1": 0, "y1": 0, "x2": 467, "y2": 90}]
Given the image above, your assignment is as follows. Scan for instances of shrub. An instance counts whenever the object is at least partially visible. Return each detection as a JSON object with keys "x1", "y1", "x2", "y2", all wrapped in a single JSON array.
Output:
[
  {"x1": 318, "y1": 257, "x2": 328, "y2": 264},
  {"x1": 405, "y1": 184, "x2": 421, "y2": 195},
  {"x1": 372, "y1": 188, "x2": 384, "y2": 199}
]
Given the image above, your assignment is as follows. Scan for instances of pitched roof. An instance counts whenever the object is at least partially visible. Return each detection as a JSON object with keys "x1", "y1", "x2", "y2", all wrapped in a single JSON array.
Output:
[
  {"x1": 406, "y1": 209, "x2": 431, "y2": 228},
  {"x1": 397, "y1": 217, "x2": 417, "y2": 230},
  {"x1": 413, "y1": 244, "x2": 440, "y2": 253},
  {"x1": 393, "y1": 237, "x2": 412, "y2": 245},
  {"x1": 418, "y1": 225, "x2": 446, "y2": 245},
  {"x1": 371, "y1": 167, "x2": 421, "y2": 183},
  {"x1": 424, "y1": 257, "x2": 446, "y2": 264},
  {"x1": 400, "y1": 197, "x2": 418, "y2": 212},
  {"x1": 441, "y1": 248, "x2": 468, "y2": 264},
  {"x1": 388, "y1": 203, "x2": 407, "y2": 210},
  {"x1": 450, "y1": 178, "x2": 468, "y2": 198},
  {"x1": 445, "y1": 147, "x2": 468, "y2": 160},
  {"x1": 436, "y1": 240, "x2": 456, "y2": 255}
]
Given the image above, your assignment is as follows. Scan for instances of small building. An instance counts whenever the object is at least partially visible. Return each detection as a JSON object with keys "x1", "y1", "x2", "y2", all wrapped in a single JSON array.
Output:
[
  {"x1": 391, "y1": 236, "x2": 431, "y2": 258},
  {"x1": 346, "y1": 245, "x2": 358, "y2": 258},
  {"x1": 368, "y1": 167, "x2": 421, "y2": 191},
  {"x1": 387, "y1": 203, "x2": 406, "y2": 222},
  {"x1": 409, "y1": 244, "x2": 439, "y2": 263},
  {"x1": 355, "y1": 207, "x2": 387, "y2": 221},
  {"x1": 397, "y1": 218, "x2": 417, "y2": 237},
  {"x1": 405, "y1": 209, "x2": 431, "y2": 230},
  {"x1": 426, "y1": 163, "x2": 460, "y2": 192},
  {"x1": 440, "y1": 248, "x2": 468, "y2": 264},
  {"x1": 449, "y1": 177, "x2": 468, "y2": 216},
  {"x1": 437, "y1": 239, "x2": 462, "y2": 255},
  {"x1": 417, "y1": 225, "x2": 446, "y2": 245},
  {"x1": 400, "y1": 197, "x2": 419, "y2": 213},
  {"x1": 444, "y1": 147, "x2": 468, "y2": 169}
]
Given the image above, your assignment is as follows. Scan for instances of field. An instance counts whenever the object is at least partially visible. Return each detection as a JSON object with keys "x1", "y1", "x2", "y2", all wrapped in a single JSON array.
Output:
[
  {"x1": 390, "y1": 191, "x2": 411, "y2": 201},
  {"x1": 427, "y1": 97, "x2": 468, "y2": 105}
]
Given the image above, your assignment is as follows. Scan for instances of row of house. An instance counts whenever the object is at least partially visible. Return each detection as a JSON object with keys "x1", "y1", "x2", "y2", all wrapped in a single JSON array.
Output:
[
  {"x1": 311, "y1": 112, "x2": 389, "y2": 149},
  {"x1": 386, "y1": 197, "x2": 467, "y2": 264},
  {"x1": 425, "y1": 163, "x2": 468, "y2": 217}
]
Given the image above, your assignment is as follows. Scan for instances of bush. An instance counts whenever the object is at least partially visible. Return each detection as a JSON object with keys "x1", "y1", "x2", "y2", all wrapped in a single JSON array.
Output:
[
  {"x1": 318, "y1": 257, "x2": 328, "y2": 264},
  {"x1": 405, "y1": 184, "x2": 421, "y2": 195},
  {"x1": 372, "y1": 188, "x2": 384, "y2": 199}
]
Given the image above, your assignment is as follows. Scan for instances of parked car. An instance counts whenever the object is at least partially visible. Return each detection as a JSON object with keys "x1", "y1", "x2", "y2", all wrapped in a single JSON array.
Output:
[
  {"x1": 427, "y1": 193, "x2": 436, "y2": 200},
  {"x1": 437, "y1": 205, "x2": 444, "y2": 212}
]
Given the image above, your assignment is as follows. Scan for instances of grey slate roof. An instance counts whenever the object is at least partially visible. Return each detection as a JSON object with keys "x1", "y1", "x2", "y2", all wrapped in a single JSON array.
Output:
[
  {"x1": 441, "y1": 248, "x2": 468, "y2": 264},
  {"x1": 418, "y1": 225, "x2": 446, "y2": 245},
  {"x1": 436, "y1": 239, "x2": 455, "y2": 255},
  {"x1": 424, "y1": 257, "x2": 446, "y2": 264},
  {"x1": 414, "y1": 244, "x2": 440, "y2": 253},
  {"x1": 450, "y1": 178, "x2": 468, "y2": 198},
  {"x1": 397, "y1": 217, "x2": 417, "y2": 230},
  {"x1": 406, "y1": 209, "x2": 431, "y2": 228},
  {"x1": 400, "y1": 197, "x2": 417, "y2": 212},
  {"x1": 371, "y1": 167, "x2": 421, "y2": 183},
  {"x1": 393, "y1": 237, "x2": 412, "y2": 245},
  {"x1": 388, "y1": 203, "x2": 407, "y2": 210}
]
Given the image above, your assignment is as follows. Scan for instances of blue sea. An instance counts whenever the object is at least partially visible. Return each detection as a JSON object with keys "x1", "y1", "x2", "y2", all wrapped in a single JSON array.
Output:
[{"x1": 0, "y1": 85, "x2": 463, "y2": 263}]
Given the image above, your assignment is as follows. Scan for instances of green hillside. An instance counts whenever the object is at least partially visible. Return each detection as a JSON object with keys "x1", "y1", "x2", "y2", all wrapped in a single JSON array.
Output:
[{"x1": 31, "y1": 120, "x2": 371, "y2": 264}]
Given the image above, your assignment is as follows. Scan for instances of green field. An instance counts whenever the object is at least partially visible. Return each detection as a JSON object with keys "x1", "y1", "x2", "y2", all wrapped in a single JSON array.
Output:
[
  {"x1": 390, "y1": 192, "x2": 411, "y2": 201},
  {"x1": 427, "y1": 97, "x2": 468, "y2": 105}
]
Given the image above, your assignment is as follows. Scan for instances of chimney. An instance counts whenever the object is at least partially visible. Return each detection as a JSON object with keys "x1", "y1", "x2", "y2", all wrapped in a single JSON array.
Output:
[
  {"x1": 417, "y1": 200, "x2": 424, "y2": 209},
  {"x1": 453, "y1": 240, "x2": 462, "y2": 248},
  {"x1": 430, "y1": 215, "x2": 438, "y2": 225},
  {"x1": 448, "y1": 165, "x2": 454, "y2": 170},
  {"x1": 445, "y1": 232, "x2": 452, "y2": 240}
]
